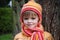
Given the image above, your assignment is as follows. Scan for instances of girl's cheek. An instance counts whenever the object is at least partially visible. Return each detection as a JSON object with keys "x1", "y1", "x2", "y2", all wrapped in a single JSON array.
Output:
[{"x1": 23, "y1": 20, "x2": 27, "y2": 24}]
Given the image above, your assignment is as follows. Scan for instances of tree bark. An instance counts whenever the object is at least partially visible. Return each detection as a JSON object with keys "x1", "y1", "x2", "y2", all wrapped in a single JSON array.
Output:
[
  {"x1": 13, "y1": 0, "x2": 25, "y2": 36},
  {"x1": 37, "y1": 0, "x2": 60, "y2": 40}
]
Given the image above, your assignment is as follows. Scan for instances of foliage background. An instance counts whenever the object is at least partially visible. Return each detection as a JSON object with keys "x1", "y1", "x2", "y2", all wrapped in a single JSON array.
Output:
[{"x1": 0, "y1": 8, "x2": 13, "y2": 34}]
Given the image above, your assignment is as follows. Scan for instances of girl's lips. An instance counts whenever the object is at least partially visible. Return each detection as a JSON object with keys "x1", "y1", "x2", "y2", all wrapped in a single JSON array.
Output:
[
  {"x1": 27, "y1": 24, "x2": 33, "y2": 26},
  {"x1": 27, "y1": 24, "x2": 35, "y2": 27}
]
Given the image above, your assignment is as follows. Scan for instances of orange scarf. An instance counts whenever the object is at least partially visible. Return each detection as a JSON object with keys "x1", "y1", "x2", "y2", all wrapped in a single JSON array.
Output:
[{"x1": 22, "y1": 24, "x2": 44, "y2": 40}]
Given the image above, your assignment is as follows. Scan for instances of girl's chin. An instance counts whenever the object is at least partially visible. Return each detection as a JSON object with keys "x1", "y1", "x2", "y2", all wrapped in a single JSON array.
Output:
[{"x1": 27, "y1": 26, "x2": 35, "y2": 29}]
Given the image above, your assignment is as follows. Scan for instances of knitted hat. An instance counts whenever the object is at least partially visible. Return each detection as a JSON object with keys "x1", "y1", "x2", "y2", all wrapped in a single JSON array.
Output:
[{"x1": 21, "y1": 0, "x2": 42, "y2": 23}]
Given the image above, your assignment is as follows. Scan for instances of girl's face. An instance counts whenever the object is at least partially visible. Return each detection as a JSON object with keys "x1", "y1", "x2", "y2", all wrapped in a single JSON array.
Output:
[{"x1": 22, "y1": 11, "x2": 39, "y2": 29}]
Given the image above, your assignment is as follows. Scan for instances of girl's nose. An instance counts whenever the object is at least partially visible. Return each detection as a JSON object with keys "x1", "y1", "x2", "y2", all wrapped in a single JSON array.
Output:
[{"x1": 28, "y1": 19, "x2": 32, "y2": 23}]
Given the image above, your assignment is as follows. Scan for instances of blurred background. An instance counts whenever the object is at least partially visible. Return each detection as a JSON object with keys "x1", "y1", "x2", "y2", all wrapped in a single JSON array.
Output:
[
  {"x1": 0, "y1": 0, "x2": 60, "y2": 40},
  {"x1": 0, "y1": 0, "x2": 13, "y2": 40}
]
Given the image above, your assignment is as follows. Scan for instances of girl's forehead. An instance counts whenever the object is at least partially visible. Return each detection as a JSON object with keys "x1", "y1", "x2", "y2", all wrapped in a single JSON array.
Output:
[{"x1": 22, "y1": 11, "x2": 38, "y2": 17}]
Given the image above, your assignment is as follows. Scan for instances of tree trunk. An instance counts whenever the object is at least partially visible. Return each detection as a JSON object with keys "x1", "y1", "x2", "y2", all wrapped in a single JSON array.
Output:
[
  {"x1": 37, "y1": 0, "x2": 60, "y2": 40},
  {"x1": 13, "y1": 0, "x2": 25, "y2": 36}
]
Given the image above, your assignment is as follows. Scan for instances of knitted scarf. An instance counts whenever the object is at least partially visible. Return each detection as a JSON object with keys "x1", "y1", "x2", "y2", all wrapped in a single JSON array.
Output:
[{"x1": 22, "y1": 24, "x2": 44, "y2": 40}]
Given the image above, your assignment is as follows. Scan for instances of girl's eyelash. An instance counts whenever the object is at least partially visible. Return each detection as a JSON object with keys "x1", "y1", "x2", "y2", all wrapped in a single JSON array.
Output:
[
  {"x1": 24, "y1": 18, "x2": 28, "y2": 20},
  {"x1": 24, "y1": 18, "x2": 35, "y2": 20},
  {"x1": 31, "y1": 18, "x2": 35, "y2": 19}
]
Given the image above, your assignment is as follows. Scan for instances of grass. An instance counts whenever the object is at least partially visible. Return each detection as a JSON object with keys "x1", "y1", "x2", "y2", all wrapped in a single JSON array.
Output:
[{"x1": 0, "y1": 33, "x2": 13, "y2": 40}]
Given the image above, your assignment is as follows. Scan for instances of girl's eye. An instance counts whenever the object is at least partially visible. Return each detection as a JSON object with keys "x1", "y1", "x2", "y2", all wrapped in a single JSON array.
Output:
[
  {"x1": 24, "y1": 18, "x2": 28, "y2": 20},
  {"x1": 31, "y1": 18, "x2": 35, "y2": 20}
]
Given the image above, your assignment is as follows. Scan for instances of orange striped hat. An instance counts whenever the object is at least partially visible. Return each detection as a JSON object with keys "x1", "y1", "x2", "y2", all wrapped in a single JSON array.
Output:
[{"x1": 21, "y1": 0, "x2": 42, "y2": 23}]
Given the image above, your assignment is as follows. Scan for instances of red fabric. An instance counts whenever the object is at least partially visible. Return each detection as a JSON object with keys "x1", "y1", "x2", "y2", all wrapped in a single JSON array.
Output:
[{"x1": 22, "y1": 24, "x2": 44, "y2": 40}]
